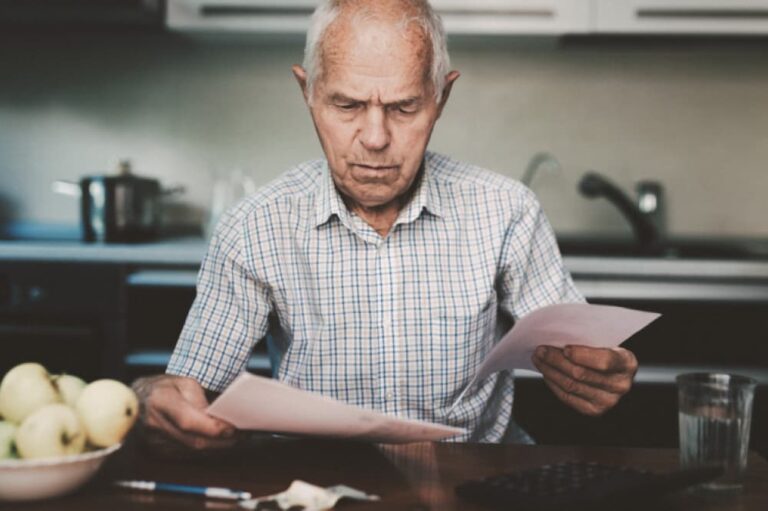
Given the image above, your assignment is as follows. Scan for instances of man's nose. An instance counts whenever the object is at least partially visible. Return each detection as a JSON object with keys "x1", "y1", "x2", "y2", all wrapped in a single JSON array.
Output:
[{"x1": 358, "y1": 107, "x2": 390, "y2": 151}]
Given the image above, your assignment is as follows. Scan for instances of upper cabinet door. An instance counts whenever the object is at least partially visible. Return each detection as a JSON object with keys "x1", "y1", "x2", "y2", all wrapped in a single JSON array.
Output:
[
  {"x1": 431, "y1": 0, "x2": 592, "y2": 35},
  {"x1": 594, "y1": 0, "x2": 768, "y2": 35},
  {"x1": 167, "y1": 0, "x2": 318, "y2": 32},
  {"x1": 167, "y1": 0, "x2": 592, "y2": 35}
]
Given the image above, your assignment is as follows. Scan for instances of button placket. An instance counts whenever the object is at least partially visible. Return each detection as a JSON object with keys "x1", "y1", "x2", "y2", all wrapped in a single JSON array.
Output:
[{"x1": 377, "y1": 237, "x2": 400, "y2": 412}]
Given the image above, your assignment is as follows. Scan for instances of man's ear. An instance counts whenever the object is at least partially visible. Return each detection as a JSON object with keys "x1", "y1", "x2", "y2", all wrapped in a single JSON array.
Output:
[
  {"x1": 292, "y1": 65, "x2": 310, "y2": 103},
  {"x1": 436, "y1": 70, "x2": 460, "y2": 118}
]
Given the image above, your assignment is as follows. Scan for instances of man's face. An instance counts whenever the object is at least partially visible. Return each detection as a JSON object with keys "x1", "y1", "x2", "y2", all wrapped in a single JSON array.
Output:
[{"x1": 296, "y1": 19, "x2": 455, "y2": 212}]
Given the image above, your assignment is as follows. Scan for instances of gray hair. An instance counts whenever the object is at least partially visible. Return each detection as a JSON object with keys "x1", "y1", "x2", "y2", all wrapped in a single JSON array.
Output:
[{"x1": 302, "y1": 0, "x2": 450, "y2": 103}]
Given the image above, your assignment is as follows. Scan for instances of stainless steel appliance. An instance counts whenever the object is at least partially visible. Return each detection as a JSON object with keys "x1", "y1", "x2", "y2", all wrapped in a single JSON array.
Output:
[{"x1": 53, "y1": 161, "x2": 184, "y2": 243}]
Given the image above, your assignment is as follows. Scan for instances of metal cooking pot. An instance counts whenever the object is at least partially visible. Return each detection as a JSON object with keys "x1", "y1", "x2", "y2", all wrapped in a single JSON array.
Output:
[{"x1": 53, "y1": 160, "x2": 184, "y2": 243}]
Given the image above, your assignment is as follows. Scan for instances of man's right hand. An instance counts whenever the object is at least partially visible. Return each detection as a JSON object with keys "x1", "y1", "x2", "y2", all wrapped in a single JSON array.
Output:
[{"x1": 132, "y1": 375, "x2": 237, "y2": 451}]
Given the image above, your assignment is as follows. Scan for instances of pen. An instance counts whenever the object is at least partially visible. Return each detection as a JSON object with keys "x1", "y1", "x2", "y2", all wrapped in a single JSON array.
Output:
[{"x1": 114, "y1": 480, "x2": 252, "y2": 500}]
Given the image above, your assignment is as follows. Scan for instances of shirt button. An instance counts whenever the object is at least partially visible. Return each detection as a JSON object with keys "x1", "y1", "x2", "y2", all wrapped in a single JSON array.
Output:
[{"x1": 385, "y1": 391, "x2": 394, "y2": 401}]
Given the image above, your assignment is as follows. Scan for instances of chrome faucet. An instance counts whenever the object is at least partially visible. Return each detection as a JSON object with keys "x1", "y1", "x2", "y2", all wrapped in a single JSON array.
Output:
[
  {"x1": 578, "y1": 172, "x2": 666, "y2": 250},
  {"x1": 636, "y1": 180, "x2": 666, "y2": 238},
  {"x1": 521, "y1": 152, "x2": 562, "y2": 188}
]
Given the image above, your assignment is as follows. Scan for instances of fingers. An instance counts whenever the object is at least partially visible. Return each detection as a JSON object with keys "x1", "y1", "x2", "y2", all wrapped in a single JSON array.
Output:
[
  {"x1": 533, "y1": 355, "x2": 620, "y2": 416},
  {"x1": 173, "y1": 378, "x2": 236, "y2": 437},
  {"x1": 532, "y1": 345, "x2": 638, "y2": 417},
  {"x1": 538, "y1": 373, "x2": 613, "y2": 417},
  {"x1": 563, "y1": 345, "x2": 638, "y2": 375},
  {"x1": 533, "y1": 346, "x2": 633, "y2": 394},
  {"x1": 138, "y1": 375, "x2": 236, "y2": 446},
  {"x1": 151, "y1": 409, "x2": 238, "y2": 450}
]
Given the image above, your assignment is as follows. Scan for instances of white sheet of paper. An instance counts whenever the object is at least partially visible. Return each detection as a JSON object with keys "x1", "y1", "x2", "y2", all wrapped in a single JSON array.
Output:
[
  {"x1": 207, "y1": 372, "x2": 465, "y2": 444},
  {"x1": 450, "y1": 303, "x2": 660, "y2": 410}
]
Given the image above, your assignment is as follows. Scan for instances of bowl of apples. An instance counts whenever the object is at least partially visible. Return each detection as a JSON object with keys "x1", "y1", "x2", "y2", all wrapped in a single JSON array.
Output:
[{"x1": 0, "y1": 363, "x2": 139, "y2": 501}]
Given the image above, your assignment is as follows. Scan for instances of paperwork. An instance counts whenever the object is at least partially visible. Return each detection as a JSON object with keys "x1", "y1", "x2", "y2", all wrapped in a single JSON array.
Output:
[
  {"x1": 208, "y1": 303, "x2": 657, "y2": 440},
  {"x1": 450, "y1": 303, "x2": 660, "y2": 410},
  {"x1": 207, "y1": 373, "x2": 465, "y2": 443}
]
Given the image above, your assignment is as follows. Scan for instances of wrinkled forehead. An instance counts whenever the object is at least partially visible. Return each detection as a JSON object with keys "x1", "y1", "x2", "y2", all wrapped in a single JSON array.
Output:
[{"x1": 319, "y1": 8, "x2": 432, "y2": 83}]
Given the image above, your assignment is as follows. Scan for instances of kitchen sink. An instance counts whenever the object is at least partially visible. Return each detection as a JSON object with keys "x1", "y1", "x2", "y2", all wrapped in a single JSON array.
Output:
[{"x1": 557, "y1": 236, "x2": 768, "y2": 260}]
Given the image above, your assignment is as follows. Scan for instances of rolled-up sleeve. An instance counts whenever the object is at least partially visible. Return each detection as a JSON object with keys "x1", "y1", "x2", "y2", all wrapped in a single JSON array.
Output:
[
  {"x1": 497, "y1": 187, "x2": 585, "y2": 322},
  {"x1": 166, "y1": 208, "x2": 271, "y2": 392}
]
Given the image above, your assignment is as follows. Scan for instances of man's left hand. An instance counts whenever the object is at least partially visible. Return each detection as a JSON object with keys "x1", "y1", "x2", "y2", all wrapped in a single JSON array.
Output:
[{"x1": 532, "y1": 345, "x2": 638, "y2": 416}]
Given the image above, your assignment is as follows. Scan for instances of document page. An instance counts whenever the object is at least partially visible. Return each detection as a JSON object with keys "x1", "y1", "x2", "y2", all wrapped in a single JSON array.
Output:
[
  {"x1": 207, "y1": 373, "x2": 466, "y2": 443},
  {"x1": 450, "y1": 303, "x2": 660, "y2": 410}
]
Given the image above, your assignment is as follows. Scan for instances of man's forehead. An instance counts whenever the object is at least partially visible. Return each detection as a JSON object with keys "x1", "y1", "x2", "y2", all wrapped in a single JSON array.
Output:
[
  {"x1": 320, "y1": 8, "x2": 431, "y2": 75},
  {"x1": 318, "y1": 18, "x2": 431, "y2": 96},
  {"x1": 318, "y1": 50, "x2": 431, "y2": 102}
]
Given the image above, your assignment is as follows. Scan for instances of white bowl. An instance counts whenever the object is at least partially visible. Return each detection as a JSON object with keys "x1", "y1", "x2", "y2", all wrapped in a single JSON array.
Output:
[{"x1": 0, "y1": 443, "x2": 121, "y2": 501}]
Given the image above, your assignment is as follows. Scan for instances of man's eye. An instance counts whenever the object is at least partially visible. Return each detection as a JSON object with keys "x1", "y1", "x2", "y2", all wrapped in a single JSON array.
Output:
[
  {"x1": 337, "y1": 103, "x2": 360, "y2": 111},
  {"x1": 393, "y1": 104, "x2": 418, "y2": 115}
]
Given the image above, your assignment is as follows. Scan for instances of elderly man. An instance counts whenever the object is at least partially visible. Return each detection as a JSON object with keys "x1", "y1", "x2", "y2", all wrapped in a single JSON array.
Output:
[{"x1": 135, "y1": 0, "x2": 637, "y2": 449}]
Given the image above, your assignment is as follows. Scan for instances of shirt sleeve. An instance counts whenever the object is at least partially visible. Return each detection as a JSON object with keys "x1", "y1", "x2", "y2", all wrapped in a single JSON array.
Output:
[
  {"x1": 166, "y1": 208, "x2": 271, "y2": 392},
  {"x1": 497, "y1": 187, "x2": 585, "y2": 321}
]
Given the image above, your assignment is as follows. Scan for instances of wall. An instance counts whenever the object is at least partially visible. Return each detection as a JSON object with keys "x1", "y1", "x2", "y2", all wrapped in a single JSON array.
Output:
[{"x1": 1, "y1": 32, "x2": 766, "y2": 237}]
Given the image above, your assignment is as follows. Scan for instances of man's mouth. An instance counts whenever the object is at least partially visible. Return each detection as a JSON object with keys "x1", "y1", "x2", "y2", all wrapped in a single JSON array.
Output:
[{"x1": 352, "y1": 163, "x2": 399, "y2": 171}]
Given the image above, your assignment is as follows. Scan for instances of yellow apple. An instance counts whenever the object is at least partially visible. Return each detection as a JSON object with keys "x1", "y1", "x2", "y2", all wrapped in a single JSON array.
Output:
[
  {"x1": 53, "y1": 374, "x2": 87, "y2": 407},
  {"x1": 15, "y1": 404, "x2": 86, "y2": 459},
  {"x1": 75, "y1": 379, "x2": 138, "y2": 447},
  {"x1": 0, "y1": 363, "x2": 62, "y2": 424},
  {"x1": 0, "y1": 420, "x2": 16, "y2": 459}
]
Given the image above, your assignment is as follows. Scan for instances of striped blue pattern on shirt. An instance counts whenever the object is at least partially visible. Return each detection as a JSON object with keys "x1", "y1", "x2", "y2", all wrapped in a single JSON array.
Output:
[{"x1": 167, "y1": 151, "x2": 584, "y2": 443}]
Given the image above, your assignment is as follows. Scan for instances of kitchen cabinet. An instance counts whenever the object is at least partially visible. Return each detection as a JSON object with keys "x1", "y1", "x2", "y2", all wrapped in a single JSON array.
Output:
[
  {"x1": 0, "y1": 0, "x2": 164, "y2": 28},
  {"x1": 429, "y1": 0, "x2": 591, "y2": 35},
  {"x1": 593, "y1": 0, "x2": 768, "y2": 35},
  {"x1": 166, "y1": 0, "x2": 317, "y2": 33},
  {"x1": 166, "y1": 0, "x2": 593, "y2": 35},
  {"x1": 0, "y1": 262, "x2": 125, "y2": 381},
  {"x1": 166, "y1": 0, "x2": 768, "y2": 36}
]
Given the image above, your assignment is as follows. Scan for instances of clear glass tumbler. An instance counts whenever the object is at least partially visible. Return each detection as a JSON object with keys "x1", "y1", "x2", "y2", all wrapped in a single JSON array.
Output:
[{"x1": 677, "y1": 372, "x2": 757, "y2": 491}]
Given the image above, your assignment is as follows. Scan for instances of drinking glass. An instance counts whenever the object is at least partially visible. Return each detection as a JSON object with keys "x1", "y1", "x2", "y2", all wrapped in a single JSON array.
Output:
[
  {"x1": 205, "y1": 169, "x2": 257, "y2": 239},
  {"x1": 677, "y1": 372, "x2": 757, "y2": 492}
]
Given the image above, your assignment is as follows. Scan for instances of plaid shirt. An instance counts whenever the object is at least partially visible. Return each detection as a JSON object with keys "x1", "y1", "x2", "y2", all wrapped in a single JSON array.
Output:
[{"x1": 167, "y1": 151, "x2": 584, "y2": 443}]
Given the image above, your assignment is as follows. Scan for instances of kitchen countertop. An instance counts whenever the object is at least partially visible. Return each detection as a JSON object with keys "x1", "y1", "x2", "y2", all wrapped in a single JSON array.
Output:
[
  {"x1": 0, "y1": 237, "x2": 208, "y2": 265},
  {"x1": 1, "y1": 237, "x2": 767, "y2": 278}
]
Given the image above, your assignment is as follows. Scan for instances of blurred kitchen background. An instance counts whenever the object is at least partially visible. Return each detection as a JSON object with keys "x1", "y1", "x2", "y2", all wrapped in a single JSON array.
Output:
[
  {"x1": 0, "y1": 1, "x2": 766, "y2": 452},
  {"x1": 1, "y1": 2, "x2": 768, "y2": 238}
]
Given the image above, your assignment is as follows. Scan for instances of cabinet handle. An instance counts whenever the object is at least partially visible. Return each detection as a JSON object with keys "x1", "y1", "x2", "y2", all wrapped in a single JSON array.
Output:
[
  {"x1": 437, "y1": 8, "x2": 554, "y2": 19},
  {"x1": 198, "y1": 5, "x2": 315, "y2": 17},
  {"x1": 636, "y1": 9, "x2": 768, "y2": 20},
  {"x1": 0, "y1": 324, "x2": 94, "y2": 338}
]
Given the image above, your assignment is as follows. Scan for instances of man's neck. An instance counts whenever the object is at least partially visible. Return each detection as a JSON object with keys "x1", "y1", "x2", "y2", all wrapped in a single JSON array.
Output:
[
  {"x1": 337, "y1": 160, "x2": 426, "y2": 238},
  {"x1": 348, "y1": 203, "x2": 401, "y2": 237}
]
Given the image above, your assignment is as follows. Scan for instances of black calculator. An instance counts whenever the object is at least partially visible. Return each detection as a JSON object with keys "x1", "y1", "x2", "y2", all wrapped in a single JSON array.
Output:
[{"x1": 455, "y1": 461, "x2": 722, "y2": 510}]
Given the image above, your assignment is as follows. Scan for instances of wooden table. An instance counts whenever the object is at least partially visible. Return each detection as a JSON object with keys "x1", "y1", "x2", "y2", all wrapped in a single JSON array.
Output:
[{"x1": 3, "y1": 437, "x2": 767, "y2": 510}]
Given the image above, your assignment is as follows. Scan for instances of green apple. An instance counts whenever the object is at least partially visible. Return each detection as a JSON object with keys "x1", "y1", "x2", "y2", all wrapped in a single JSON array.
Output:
[
  {"x1": 0, "y1": 420, "x2": 16, "y2": 459},
  {"x1": 15, "y1": 404, "x2": 85, "y2": 459},
  {"x1": 0, "y1": 363, "x2": 62, "y2": 424},
  {"x1": 75, "y1": 379, "x2": 138, "y2": 447},
  {"x1": 53, "y1": 374, "x2": 87, "y2": 407}
]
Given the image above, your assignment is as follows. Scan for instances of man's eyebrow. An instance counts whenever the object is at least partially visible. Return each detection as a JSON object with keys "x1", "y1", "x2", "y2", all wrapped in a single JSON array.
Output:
[
  {"x1": 329, "y1": 93, "x2": 362, "y2": 104},
  {"x1": 385, "y1": 96, "x2": 421, "y2": 107},
  {"x1": 327, "y1": 93, "x2": 422, "y2": 106}
]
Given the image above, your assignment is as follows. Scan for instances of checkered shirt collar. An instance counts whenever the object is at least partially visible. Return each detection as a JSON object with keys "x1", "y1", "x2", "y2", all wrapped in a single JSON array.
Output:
[{"x1": 314, "y1": 155, "x2": 444, "y2": 229}]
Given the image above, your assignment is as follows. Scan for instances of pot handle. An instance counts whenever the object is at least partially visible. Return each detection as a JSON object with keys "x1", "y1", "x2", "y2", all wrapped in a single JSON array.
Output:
[
  {"x1": 52, "y1": 180, "x2": 81, "y2": 197},
  {"x1": 161, "y1": 185, "x2": 186, "y2": 197}
]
